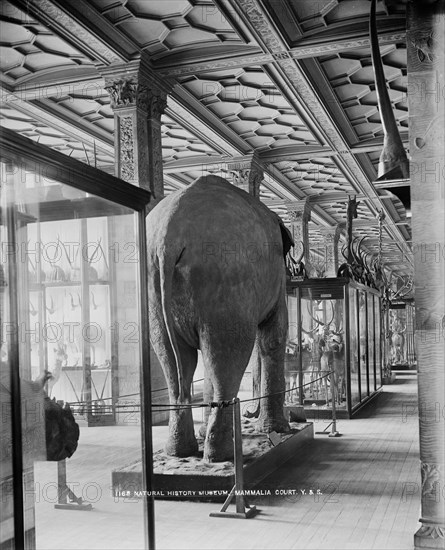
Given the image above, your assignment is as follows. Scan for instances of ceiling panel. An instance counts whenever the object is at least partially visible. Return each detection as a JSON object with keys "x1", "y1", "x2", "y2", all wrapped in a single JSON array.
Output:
[
  {"x1": 0, "y1": 0, "x2": 93, "y2": 87},
  {"x1": 87, "y1": 0, "x2": 244, "y2": 56},
  {"x1": 319, "y1": 44, "x2": 408, "y2": 141},
  {"x1": 179, "y1": 66, "x2": 320, "y2": 152}
]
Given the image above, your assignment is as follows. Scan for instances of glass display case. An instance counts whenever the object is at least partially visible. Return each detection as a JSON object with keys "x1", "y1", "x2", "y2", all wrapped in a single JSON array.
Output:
[
  {"x1": 1, "y1": 129, "x2": 153, "y2": 549},
  {"x1": 388, "y1": 304, "x2": 409, "y2": 367},
  {"x1": 286, "y1": 277, "x2": 382, "y2": 418}
]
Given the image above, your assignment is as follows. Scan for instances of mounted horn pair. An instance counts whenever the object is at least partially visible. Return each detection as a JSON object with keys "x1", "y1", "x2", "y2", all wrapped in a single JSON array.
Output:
[{"x1": 306, "y1": 300, "x2": 335, "y2": 333}]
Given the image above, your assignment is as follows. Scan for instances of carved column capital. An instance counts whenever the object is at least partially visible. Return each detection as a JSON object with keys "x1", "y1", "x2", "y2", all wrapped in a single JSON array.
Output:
[
  {"x1": 100, "y1": 57, "x2": 170, "y2": 201},
  {"x1": 103, "y1": 74, "x2": 167, "y2": 116},
  {"x1": 228, "y1": 153, "x2": 263, "y2": 197},
  {"x1": 286, "y1": 199, "x2": 312, "y2": 224},
  {"x1": 100, "y1": 55, "x2": 172, "y2": 108}
]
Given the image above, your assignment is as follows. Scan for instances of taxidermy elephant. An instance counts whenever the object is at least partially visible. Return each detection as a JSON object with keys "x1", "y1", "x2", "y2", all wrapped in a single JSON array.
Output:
[{"x1": 146, "y1": 175, "x2": 292, "y2": 462}]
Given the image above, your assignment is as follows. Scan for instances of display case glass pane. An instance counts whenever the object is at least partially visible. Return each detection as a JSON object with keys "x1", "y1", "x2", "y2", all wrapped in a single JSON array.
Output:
[
  {"x1": 348, "y1": 287, "x2": 360, "y2": 407},
  {"x1": 389, "y1": 306, "x2": 408, "y2": 367},
  {"x1": 1, "y1": 197, "x2": 16, "y2": 547},
  {"x1": 1, "y1": 162, "x2": 150, "y2": 550},
  {"x1": 285, "y1": 293, "x2": 300, "y2": 404},
  {"x1": 375, "y1": 297, "x2": 382, "y2": 389},
  {"x1": 358, "y1": 290, "x2": 369, "y2": 398},
  {"x1": 367, "y1": 294, "x2": 376, "y2": 392},
  {"x1": 300, "y1": 293, "x2": 346, "y2": 411}
]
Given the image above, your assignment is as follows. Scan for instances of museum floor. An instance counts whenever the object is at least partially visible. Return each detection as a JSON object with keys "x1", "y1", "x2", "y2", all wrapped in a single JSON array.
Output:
[{"x1": 34, "y1": 372, "x2": 420, "y2": 550}]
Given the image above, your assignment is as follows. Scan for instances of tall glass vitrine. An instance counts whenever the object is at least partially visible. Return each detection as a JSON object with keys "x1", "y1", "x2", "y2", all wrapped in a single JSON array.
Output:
[
  {"x1": 286, "y1": 277, "x2": 382, "y2": 418},
  {"x1": 1, "y1": 129, "x2": 154, "y2": 550}
]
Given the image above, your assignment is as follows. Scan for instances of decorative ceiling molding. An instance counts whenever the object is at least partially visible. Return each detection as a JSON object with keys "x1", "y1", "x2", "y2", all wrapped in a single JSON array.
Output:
[
  {"x1": 260, "y1": 145, "x2": 333, "y2": 162},
  {"x1": 156, "y1": 32, "x2": 406, "y2": 77},
  {"x1": 163, "y1": 155, "x2": 231, "y2": 174}
]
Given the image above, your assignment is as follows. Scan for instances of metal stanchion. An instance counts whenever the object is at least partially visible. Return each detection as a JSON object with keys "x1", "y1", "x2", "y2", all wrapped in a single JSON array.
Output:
[
  {"x1": 210, "y1": 398, "x2": 258, "y2": 519},
  {"x1": 328, "y1": 377, "x2": 341, "y2": 438},
  {"x1": 54, "y1": 459, "x2": 92, "y2": 510},
  {"x1": 315, "y1": 372, "x2": 342, "y2": 437}
]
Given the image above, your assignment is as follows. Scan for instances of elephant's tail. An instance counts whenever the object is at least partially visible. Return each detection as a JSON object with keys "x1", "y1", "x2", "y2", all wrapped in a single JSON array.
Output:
[{"x1": 158, "y1": 248, "x2": 184, "y2": 402}]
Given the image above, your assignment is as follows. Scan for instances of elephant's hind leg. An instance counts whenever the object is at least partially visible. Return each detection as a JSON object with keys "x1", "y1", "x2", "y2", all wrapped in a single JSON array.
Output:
[
  {"x1": 201, "y1": 323, "x2": 256, "y2": 462},
  {"x1": 164, "y1": 338, "x2": 199, "y2": 457},
  {"x1": 257, "y1": 300, "x2": 289, "y2": 434}
]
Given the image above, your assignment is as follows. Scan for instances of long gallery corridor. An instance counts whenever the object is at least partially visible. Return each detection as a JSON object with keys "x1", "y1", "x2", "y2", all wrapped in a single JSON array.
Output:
[{"x1": 35, "y1": 373, "x2": 421, "y2": 550}]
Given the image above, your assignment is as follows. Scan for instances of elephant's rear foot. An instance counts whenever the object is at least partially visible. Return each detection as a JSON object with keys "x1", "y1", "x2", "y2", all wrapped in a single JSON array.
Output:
[
  {"x1": 257, "y1": 398, "x2": 289, "y2": 434},
  {"x1": 256, "y1": 413, "x2": 289, "y2": 434},
  {"x1": 203, "y1": 407, "x2": 234, "y2": 462},
  {"x1": 165, "y1": 407, "x2": 198, "y2": 457}
]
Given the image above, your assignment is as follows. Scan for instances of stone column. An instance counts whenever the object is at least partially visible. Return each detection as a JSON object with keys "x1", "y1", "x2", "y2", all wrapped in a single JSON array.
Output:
[
  {"x1": 100, "y1": 58, "x2": 171, "y2": 428},
  {"x1": 319, "y1": 225, "x2": 341, "y2": 277},
  {"x1": 228, "y1": 153, "x2": 263, "y2": 197},
  {"x1": 286, "y1": 199, "x2": 312, "y2": 273},
  {"x1": 407, "y1": 3, "x2": 445, "y2": 548},
  {"x1": 226, "y1": 154, "x2": 264, "y2": 411},
  {"x1": 100, "y1": 56, "x2": 170, "y2": 205}
]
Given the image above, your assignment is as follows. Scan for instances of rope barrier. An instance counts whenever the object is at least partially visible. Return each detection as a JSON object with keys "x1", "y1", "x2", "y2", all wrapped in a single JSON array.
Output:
[
  {"x1": 66, "y1": 372, "x2": 335, "y2": 413},
  {"x1": 238, "y1": 371, "x2": 332, "y2": 405}
]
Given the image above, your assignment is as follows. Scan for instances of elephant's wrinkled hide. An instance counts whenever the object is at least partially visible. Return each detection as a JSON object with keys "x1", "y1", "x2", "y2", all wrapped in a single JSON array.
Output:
[{"x1": 147, "y1": 175, "x2": 291, "y2": 462}]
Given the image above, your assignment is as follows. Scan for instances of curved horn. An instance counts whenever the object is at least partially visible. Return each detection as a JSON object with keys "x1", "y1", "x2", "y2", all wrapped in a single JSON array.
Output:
[
  {"x1": 296, "y1": 241, "x2": 305, "y2": 264},
  {"x1": 46, "y1": 295, "x2": 55, "y2": 315},
  {"x1": 325, "y1": 300, "x2": 335, "y2": 329},
  {"x1": 395, "y1": 278, "x2": 413, "y2": 299},
  {"x1": 302, "y1": 326, "x2": 319, "y2": 336},
  {"x1": 306, "y1": 302, "x2": 323, "y2": 331},
  {"x1": 356, "y1": 236, "x2": 367, "y2": 259},
  {"x1": 352, "y1": 236, "x2": 367, "y2": 267},
  {"x1": 350, "y1": 236, "x2": 362, "y2": 265},
  {"x1": 57, "y1": 235, "x2": 73, "y2": 268},
  {"x1": 306, "y1": 301, "x2": 335, "y2": 330},
  {"x1": 370, "y1": 0, "x2": 409, "y2": 179},
  {"x1": 29, "y1": 300, "x2": 38, "y2": 317},
  {"x1": 347, "y1": 238, "x2": 355, "y2": 264}
]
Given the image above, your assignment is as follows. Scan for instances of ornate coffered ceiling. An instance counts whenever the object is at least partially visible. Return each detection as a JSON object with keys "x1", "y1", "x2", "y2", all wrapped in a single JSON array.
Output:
[
  {"x1": 0, "y1": 0, "x2": 414, "y2": 277},
  {"x1": 87, "y1": 0, "x2": 246, "y2": 57}
]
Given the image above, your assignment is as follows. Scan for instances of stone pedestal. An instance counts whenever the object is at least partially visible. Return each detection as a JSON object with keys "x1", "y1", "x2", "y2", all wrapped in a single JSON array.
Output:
[{"x1": 407, "y1": 3, "x2": 445, "y2": 548}]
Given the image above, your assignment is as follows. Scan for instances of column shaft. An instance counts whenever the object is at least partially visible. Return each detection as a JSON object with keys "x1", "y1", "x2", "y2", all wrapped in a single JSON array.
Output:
[{"x1": 407, "y1": 3, "x2": 445, "y2": 547}]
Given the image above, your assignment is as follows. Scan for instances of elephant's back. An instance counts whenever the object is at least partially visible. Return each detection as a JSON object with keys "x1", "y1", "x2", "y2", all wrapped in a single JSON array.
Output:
[
  {"x1": 147, "y1": 175, "x2": 280, "y2": 248},
  {"x1": 146, "y1": 175, "x2": 286, "y2": 330}
]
